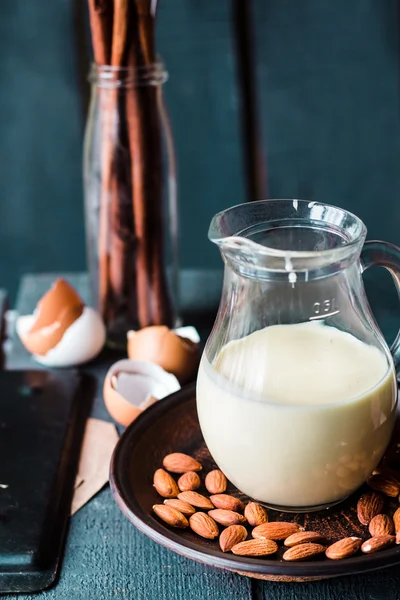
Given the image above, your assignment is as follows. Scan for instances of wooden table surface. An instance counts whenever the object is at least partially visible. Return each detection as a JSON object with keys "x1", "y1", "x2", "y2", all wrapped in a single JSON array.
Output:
[{"x1": 3, "y1": 273, "x2": 400, "y2": 600}]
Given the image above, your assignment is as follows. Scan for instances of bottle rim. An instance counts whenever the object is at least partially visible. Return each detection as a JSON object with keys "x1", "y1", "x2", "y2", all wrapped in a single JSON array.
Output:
[{"x1": 88, "y1": 59, "x2": 168, "y2": 88}]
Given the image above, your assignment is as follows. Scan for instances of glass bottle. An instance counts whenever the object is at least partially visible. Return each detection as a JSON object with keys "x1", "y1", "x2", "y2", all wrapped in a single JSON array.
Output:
[{"x1": 83, "y1": 60, "x2": 178, "y2": 346}]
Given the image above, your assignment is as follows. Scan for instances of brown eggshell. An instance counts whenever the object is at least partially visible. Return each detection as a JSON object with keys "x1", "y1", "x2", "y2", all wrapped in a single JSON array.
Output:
[
  {"x1": 127, "y1": 326, "x2": 199, "y2": 383},
  {"x1": 103, "y1": 359, "x2": 180, "y2": 427},
  {"x1": 29, "y1": 278, "x2": 83, "y2": 333},
  {"x1": 104, "y1": 372, "x2": 157, "y2": 427},
  {"x1": 20, "y1": 279, "x2": 84, "y2": 356}
]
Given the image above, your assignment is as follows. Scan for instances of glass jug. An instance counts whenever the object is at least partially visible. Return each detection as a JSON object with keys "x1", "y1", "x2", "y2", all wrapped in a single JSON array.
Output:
[{"x1": 197, "y1": 199, "x2": 400, "y2": 512}]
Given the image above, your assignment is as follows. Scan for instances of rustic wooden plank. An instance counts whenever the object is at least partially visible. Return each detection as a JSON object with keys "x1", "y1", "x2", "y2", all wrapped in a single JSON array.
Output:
[
  {"x1": 255, "y1": 565, "x2": 400, "y2": 600},
  {"x1": 253, "y1": 0, "x2": 400, "y2": 247},
  {"x1": 156, "y1": 0, "x2": 246, "y2": 271},
  {"x1": 0, "y1": 491, "x2": 251, "y2": 600}
]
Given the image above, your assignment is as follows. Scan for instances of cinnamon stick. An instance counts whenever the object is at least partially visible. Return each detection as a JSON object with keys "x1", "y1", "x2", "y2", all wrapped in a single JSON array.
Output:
[
  {"x1": 108, "y1": 0, "x2": 136, "y2": 330},
  {"x1": 125, "y1": 0, "x2": 173, "y2": 326},
  {"x1": 125, "y1": 50, "x2": 152, "y2": 326},
  {"x1": 87, "y1": 0, "x2": 113, "y2": 318},
  {"x1": 97, "y1": 92, "x2": 115, "y2": 319},
  {"x1": 111, "y1": 0, "x2": 129, "y2": 66},
  {"x1": 87, "y1": 0, "x2": 113, "y2": 65}
]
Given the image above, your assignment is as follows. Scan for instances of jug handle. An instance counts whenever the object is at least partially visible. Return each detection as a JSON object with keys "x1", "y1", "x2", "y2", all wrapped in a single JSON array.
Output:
[{"x1": 361, "y1": 241, "x2": 400, "y2": 375}]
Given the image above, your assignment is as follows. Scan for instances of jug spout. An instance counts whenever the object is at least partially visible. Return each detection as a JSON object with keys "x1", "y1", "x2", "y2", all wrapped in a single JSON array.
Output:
[{"x1": 209, "y1": 199, "x2": 366, "y2": 278}]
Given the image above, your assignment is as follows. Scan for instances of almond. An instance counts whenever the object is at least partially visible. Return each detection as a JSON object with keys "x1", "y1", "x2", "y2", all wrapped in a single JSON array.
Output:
[
  {"x1": 368, "y1": 514, "x2": 394, "y2": 537},
  {"x1": 189, "y1": 512, "x2": 219, "y2": 539},
  {"x1": 325, "y1": 537, "x2": 362, "y2": 560},
  {"x1": 163, "y1": 453, "x2": 202, "y2": 473},
  {"x1": 393, "y1": 507, "x2": 400, "y2": 532},
  {"x1": 361, "y1": 535, "x2": 395, "y2": 554},
  {"x1": 178, "y1": 491, "x2": 214, "y2": 510},
  {"x1": 153, "y1": 469, "x2": 179, "y2": 498},
  {"x1": 205, "y1": 470, "x2": 227, "y2": 494},
  {"x1": 210, "y1": 494, "x2": 244, "y2": 512},
  {"x1": 373, "y1": 465, "x2": 400, "y2": 485},
  {"x1": 244, "y1": 502, "x2": 268, "y2": 527},
  {"x1": 152, "y1": 504, "x2": 188, "y2": 528},
  {"x1": 357, "y1": 491, "x2": 384, "y2": 525},
  {"x1": 164, "y1": 499, "x2": 196, "y2": 516},
  {"x1": 219, "y1": 525, "x2": 248, "y2": 552},
  {"x1": 177, "y1": 471, "x2": 201, "y2": 492},
  {"x1": 208, "y1": 509, "x2": 246, "y2": 526},
  {"x1": 284, "y1": 531, "x2": 326, "y2": 547},
  {"x1": 367, "y1": 473, "x2": 400, "y2": 497},
  {"x1": 231, "y1": 538, "x2": 278, "y2": 557},
  {"x1": 283, "y1": 543, "x2": 326, "y2": 561},
  {"x1": 252, "y1": 521, "x2": 301, "y2": 541}
]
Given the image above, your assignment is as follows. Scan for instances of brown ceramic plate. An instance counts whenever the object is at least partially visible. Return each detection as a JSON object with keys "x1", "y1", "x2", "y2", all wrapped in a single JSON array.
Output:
[{"x1": 110, "y1": 383, "x2": 400, "y2": 581}]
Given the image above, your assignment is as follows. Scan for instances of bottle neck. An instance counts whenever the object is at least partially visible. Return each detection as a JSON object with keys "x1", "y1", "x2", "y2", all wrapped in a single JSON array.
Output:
[{"x1": 88, "y1": 60, "x2": 167, "y2": 89}]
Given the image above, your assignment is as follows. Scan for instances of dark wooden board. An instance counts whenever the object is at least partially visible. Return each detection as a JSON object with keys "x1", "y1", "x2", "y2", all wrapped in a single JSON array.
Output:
[
  {"x1": 0, "y1": 370, "x2": 93, "y2": 593},
  {"x1": 111, "y1": 383, "x2": 400, "y2": 582}
]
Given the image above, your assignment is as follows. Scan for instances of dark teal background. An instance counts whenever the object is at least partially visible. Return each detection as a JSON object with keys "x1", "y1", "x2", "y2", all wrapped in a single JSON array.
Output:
[{"x1": 0, "y1": 0, "x2": 399, "y2": 301}]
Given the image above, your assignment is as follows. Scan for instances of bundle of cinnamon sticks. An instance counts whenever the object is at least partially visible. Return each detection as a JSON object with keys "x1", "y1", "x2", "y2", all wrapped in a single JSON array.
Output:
[{"x1": 87, "y1": 0, "x2": 174, "y2": 336}]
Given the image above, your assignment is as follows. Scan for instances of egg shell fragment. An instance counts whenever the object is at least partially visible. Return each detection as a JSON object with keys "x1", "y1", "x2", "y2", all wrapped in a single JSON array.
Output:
[
  {"x1": 17, "y1": 307, "x2": 106, "y2": 367},
  {"x1": 127, "y1": 326, "x2": 200, "y2": 383},
  {"x1": 104, "y1": 359, "x2": 180, "y2": 426},
  {"x1": 17, "y1": 278, "x2": 85, "y2": 355}
]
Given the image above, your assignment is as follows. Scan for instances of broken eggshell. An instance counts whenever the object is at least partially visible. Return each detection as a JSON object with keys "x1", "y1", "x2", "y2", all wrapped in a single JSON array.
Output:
[
  {"x1": 104, "y1": 359, "x2": 180, "y2": 426},
  {"x1": 127, "y1": 326, "x2": 200, "y2": 384},
  {"x1": 16, "y1": 279, "x2": 106, "y2": 369},
  {"x1": 17, "y1": 307, "x2": 106, "y2": 367},
  {"x1": 16, "y1": 278, "x2": 85, "y2": 355}
]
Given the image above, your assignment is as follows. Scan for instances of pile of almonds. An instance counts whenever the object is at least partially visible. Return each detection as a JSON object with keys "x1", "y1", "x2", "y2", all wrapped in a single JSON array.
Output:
[{"x1": 152, "y1": 453, "x2": 400, "y2": 561}]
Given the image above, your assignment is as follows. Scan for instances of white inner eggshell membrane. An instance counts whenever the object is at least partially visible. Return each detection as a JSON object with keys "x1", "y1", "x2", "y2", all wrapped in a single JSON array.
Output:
[
  {"x1": 16, "y1": 314, "x2": 35, "y2": 338},
  {"x1": 174, "y1": 326, "x2": 201, "y2": 343},
  {"x1": 107, "y1": 359, "x2": 180, "y2": 408},
  {"x1": 31, "y1": 307, "x2": 105, "y2": 367},
  {"x1": 115, "y1": 372, "x2": 175, "y2": 406}
]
